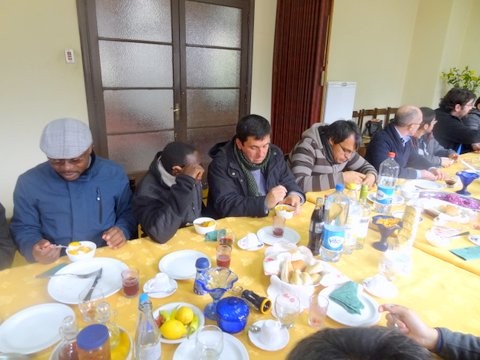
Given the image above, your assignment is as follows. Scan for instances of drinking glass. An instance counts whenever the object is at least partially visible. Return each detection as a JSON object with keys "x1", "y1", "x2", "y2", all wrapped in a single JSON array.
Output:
[
  {"x1": 196, "y1": 325, "x2": 224, "y2": 360},
  {"x1": 78, "y1": 288, "x2": 104, "y2": 323},
  {"x1": 273, "y1": 292, "x2": 301, "y2": 329}
]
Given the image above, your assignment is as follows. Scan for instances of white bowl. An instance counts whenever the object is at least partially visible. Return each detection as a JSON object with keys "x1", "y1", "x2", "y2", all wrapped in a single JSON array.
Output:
[
  {"x1": 66, "y1": 241, "x2": 96, "y2": 262},
  {"x1": 193, "y1": 217, "x2": 217, "y2": 235},
  {"x1": 275, "y1": 204, "x2": 295, "y2": 219}
]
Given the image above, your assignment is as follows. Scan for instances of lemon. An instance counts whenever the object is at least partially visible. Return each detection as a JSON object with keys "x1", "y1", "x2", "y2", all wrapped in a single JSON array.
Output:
[
  {"x1": 175, "y1": 306, "x2": 194, "y2": 325},
  {"x1": 160, "y1": 319, "x2": 187, "y2": 340}
]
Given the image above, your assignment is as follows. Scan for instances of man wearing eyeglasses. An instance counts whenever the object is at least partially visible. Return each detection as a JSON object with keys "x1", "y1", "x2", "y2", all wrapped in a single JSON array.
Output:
[
  {"x1": 289, "y1": 120, "x2": 377, "y2": 192},
  {"x1": 365, "y1": 105, "x2": 444, "y2": 180},
  {"x1": 10, "y1": 118, "x2": 137, "y2": 263}
]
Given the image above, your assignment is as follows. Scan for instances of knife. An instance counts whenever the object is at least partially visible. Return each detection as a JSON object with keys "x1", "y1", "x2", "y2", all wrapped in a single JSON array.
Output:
[
  {"x1": 82, "y1": 268, "x2": 103, "y2": 301},
  {"x1": 35, "y1": 263, "x2": 69, "y2": 278}
]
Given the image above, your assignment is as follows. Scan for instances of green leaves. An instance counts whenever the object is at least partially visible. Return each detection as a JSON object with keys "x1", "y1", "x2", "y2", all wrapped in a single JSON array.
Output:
[{"x1": 441, "y1": 66, "x2": 480, "y2": 95}]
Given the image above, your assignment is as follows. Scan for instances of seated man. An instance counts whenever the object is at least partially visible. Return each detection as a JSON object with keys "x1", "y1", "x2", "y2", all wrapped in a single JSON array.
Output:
[
  {"x1": 133, "y1": 142, "x2": 205, "y2": 243},
  {"x1": 463, "y1": 96, "x2": 480, "y2": 151},
  {"x1": 10, "y1": 118, "x2": 137, "y2": 263},
  {"x1": 0, "y1": 202, "x2": 16, "y2": 270},
  {"x1": 288, "y1": 120, "x2": 377, "y2": 192},
  {"x1": 412, "y1": 107, "x2": 457, "y2": 168},
  {"x1": 207, "y1": 114, "x2": 304, "y2": 218},
  {"x1": 433, "y1": 87, "x2": 480, "y2": 153},
  {"x1": 365, "y1": 105, "x2": 444, "y2": 180}
]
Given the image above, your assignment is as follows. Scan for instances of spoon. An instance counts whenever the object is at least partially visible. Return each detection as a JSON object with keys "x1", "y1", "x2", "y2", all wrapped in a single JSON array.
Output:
[{"x1": 248, "y1": 324, "x2": 261, "y2": 333}]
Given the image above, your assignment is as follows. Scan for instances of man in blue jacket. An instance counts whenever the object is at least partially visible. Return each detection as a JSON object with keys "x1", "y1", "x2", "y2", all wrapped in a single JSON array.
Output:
[
  {"x1": 207, "y1": 114, "x2": 305, "y2": 218},
  {"x1": 365, "y1": 106, "x2": 444, "y2": 180},
  {"x1": 10, "y1": 118, "x2": 137, "y2": 263}
]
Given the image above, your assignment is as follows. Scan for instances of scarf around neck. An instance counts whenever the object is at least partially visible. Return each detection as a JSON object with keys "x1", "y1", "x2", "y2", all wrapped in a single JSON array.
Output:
[{"x1": 233, "y1": 141, "x2": 271, "y2": 196}]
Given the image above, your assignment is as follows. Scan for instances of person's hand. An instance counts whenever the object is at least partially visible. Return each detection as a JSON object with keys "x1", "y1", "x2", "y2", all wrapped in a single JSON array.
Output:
[
  {"x1": 472, "y1": 143, "x2": 480, "y2": 152},
  {"x1": 102, "y1": 226, "x2": 127, "y2": 249},
  {"x1": 182, "y1": 163, "x2": 204, "y2": 181},
  {"x1": 265, "y1": 185, "x2": 288, "y2": 209},
  {"x1": 440, "y1": 157, "x2": 454, "y2": 167},
  {"x1": 420, "y1": 169, "x2": 444, "y2": 181},
  {"x1": 379, "y1": 304, "x2": 439, "y2": 351},
  {"x1": 361, "y1": 173, "x2": 376, "y2": 188},
  {"x1": 448, "y1": 153, "x2": 459, "y2": 161},
  {"x1": 282, "y1": 194, "x2": 303, "y2": 214},
  {"x1": 342, "y1": 171, "x2": 366, "y2": 185},
  {"x1": 32, "y1": 239, "x2": 61, "y2": 264},
  {"x1": 430, "y1": 168, "x2": 445, "y2": 180}
]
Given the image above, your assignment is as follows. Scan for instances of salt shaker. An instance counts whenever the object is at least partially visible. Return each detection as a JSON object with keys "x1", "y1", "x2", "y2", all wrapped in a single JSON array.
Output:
[{"x1": 194, "y1": 257, "x2": 210, "y2": 295}]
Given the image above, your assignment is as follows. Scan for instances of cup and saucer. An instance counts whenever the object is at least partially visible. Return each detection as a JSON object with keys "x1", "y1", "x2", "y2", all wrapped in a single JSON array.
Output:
[
  {"x1": 248, "y1": 319, "x2": 289, "y2": 351},
  {"x1": 237, "y1": 233, "x2": 264, "y2": 251},
  {"x1": 143, "y1": 273, "x2": 177, "y2": 298}
]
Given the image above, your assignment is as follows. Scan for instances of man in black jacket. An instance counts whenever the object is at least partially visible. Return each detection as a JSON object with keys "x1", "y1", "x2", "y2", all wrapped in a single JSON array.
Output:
[
  {"x1": 133, "y1": 142, "x2": 205, "y2": 243},
  {"x1": 0, "y1": 202, "x2": 16, "y2": 270},
  {"x1": 433, "y1": 87, "x2": 480, "y2": 153},
  {"x1": 207, "y1": 114, "x2": 304, "y2": 218}
]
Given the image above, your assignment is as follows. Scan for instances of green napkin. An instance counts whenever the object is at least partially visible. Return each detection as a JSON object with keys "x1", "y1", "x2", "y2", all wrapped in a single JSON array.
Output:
[
  {"x1": 450, "y1": 246, "x2": 480, "y2": 261},
  {"x1": 329, "y1": 281, "x2": 364, "y2": 315}
]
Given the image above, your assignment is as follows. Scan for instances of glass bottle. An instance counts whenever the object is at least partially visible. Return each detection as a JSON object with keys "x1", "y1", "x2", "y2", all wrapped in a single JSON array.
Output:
[
  {"x1": 134, "y1": 293, "x2": 161, "y2": 360},
  {"x1": 308, "y1": 197, "x2": 325, "y2": 255},
  {"x1": 357, "y1": 184, "x2": 371, "y2": 249},
  {"x1": 58, "y1": 316, "x2": 79, "y2": 360},
  {"x1": 194, "y1": 257, "x2": 210, "y2": 295},
  {"x1": 344, "y1": 183, "x2": 361, "y2": 254},
  {"x1": 375, "y1": 152, "x2": 399, "y2": 214},
  {"x1": 321, "y1": 184, "x2": 349, "y2": 262},
  {"x1": 96, "y1": 301, "x2": 120, "y2": 350}
]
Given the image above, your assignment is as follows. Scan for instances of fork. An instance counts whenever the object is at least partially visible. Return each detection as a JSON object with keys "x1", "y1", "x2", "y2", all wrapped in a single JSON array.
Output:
[{"x1": 47, "y1": 269, "x2": 101, "y2": 278}]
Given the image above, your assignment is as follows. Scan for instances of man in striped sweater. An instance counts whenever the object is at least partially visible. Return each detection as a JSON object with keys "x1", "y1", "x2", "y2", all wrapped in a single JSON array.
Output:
[{"x1": 288, "y1": 120, "x2": 377, "y2": 192}]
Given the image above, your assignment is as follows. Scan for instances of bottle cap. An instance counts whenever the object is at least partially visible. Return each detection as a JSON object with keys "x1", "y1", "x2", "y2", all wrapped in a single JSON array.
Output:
[
  {"x1": 345, "y1": 183, "x2": 359, "y2": 190},
  {"x1": 139, "y1": 293, "x2": 149, "y2": 304},
  {"x1": 77, "y1": 324, "x2": 109, "y2": 350},
  {"x1": 195, "y1": 257, "x2": 210, "y2": 269},
  {"x1": 335, "y1": 184, "x2": 345, "y2": 191}
]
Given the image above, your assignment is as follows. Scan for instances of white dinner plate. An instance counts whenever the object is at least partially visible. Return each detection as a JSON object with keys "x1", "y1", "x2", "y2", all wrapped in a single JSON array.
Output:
[
  {"x1": 248, "y1": 320, "x2": 289, "y2": 352},
  {"x1": 256, "y1": 226, "x2": 300, "y2": 246},
  {"x1": 468, "y1": 234, "x2": 480, "y2": 246},
  {"x1": 404, "y1": 179, "x2": 443, "y2": 190},
  {"x1": 47, "y1": 257, "x2": 128, "y2": 304},
  {"x1": 152, "y1": 302, "x2": 205, "y2": 344},
  {"x1": 159, "y1": 250, "x2": 209, "y2": 280},
  {"x1": 320, "y1": 285, "x2": 380, "y2": 327},
  {"x1": 0, "y1": 303, "x2": 74, "y2": 354},
  {"x1": 367, "y1": 193, "x2": 404, "y2": 205},
  {"x1": 173, "y1": 331, "x2": 249, "y2": 360}
]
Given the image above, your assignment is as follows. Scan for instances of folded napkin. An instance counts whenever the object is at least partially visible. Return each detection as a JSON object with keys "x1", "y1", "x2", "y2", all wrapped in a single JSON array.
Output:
[
  {"x1": 145, "y1": 273, "x2": 174, "y2": 293},
  {"x1": 329, "y1": 281, "x2": 364, "y2": 314},
  {"x1": 450, "y1": 246, "x2": 480, "y2": 261}
]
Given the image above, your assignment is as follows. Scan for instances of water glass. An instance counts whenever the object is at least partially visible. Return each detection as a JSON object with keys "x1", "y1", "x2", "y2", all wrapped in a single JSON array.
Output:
[
  {"x1": 78, "y1": 288, "x2": 104, "y2": 323},
  {"x1": 273, "y1": 292, "x2": 301, "y2": 329},
  {"x1": 196, "y1": 325, "x2": 224, "y2": 360},
  {"x1": 308, "y1": 294, "x2": 329, "y2": 328}
]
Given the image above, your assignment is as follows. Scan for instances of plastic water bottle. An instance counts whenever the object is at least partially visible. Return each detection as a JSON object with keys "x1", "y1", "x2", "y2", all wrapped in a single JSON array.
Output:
[
  {"x1": 320, "y1": 184, "x2": 349, "y2": 262},
  {"x1": 357, "y1": 184, "x2": 371, "y2": 249},
  {"x1": 375, "y1": 152, "x2": 400, "y2": 214},
  {"x1": 134, "y1": 293, "x2": 161, "y2": 360},
  {"x1": 343, "y1": 183, "x2": 361, "y2": 254},
  {"x1": 308, "y1": 197, "x2": 325, "y2": 255}
]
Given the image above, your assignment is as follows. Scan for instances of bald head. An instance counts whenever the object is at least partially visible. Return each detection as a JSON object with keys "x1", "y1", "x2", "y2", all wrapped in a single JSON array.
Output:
[{"x1": 393, "y1": 106, "x2": 422, "y2": 127}]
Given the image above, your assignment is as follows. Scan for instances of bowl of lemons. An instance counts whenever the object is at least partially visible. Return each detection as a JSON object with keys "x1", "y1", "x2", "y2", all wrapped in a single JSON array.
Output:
[
  {"x1": 66, "y1": 241, "x2": 96, "y2": 262},
  {"x1": 193, "y1": 217, "x2": 217, "y2": 235}
]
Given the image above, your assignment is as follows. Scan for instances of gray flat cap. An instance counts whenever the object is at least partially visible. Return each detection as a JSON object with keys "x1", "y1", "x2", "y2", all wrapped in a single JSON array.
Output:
[{"x1": 40, "y1": 118, "x2": 93, "y2": 159}]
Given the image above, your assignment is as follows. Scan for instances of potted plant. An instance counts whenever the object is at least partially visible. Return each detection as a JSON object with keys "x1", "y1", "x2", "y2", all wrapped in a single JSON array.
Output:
[{"x1": 440, "y1": 66, "x2": 480, "y2": 96}]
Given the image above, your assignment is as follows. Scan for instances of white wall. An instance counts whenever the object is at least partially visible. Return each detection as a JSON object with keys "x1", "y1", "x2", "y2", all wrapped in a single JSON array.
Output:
[{"x1": 0, "y1": 0, "x2": 88, "y2": 216}]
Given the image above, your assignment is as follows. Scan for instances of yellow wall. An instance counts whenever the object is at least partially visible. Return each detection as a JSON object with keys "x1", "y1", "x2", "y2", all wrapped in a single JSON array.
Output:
[{"x1": 1, "y1": 0, "x2": 479, "y2": 215}]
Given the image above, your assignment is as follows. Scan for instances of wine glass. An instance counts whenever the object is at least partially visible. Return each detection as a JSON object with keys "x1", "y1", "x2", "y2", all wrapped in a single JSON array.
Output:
[
  {"x1": 456, "y1": 171, "x2": 479, "y2": 196},
  {"x1": 372, "y1": 215, "x2": 402, "y2": 252},
  {"x1": 273, "y1": 292, "x2": 301, "y2": 329},
  {"x1": 201, "y1": 267, "x2": 238, "y2": 320}
]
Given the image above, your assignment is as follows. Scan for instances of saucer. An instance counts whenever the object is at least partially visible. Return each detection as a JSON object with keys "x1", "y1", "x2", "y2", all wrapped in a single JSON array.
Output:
[
  {"x1": 143, "y1": 275, "x2": 177, "y2": 298},
  {"x1": 468, "y1": 234, "x2": 480, "y2": 246},
  {"x1": 362, "y1": 275, "x2": 398, "y2": 298},
  {"x1": 248, "y1": 320, "x2": 289, "y2": 351}
]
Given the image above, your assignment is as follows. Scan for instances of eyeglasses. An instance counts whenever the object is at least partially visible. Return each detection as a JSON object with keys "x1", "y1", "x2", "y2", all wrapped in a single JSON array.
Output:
[{"x1": 337, "y1": 144, "x2": 354, "y2": 157}]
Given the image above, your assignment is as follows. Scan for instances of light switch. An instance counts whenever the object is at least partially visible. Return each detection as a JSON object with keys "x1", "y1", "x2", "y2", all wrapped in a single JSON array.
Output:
[{"x1": 65, "y1": 49, "x2": 75, "y2": 64}]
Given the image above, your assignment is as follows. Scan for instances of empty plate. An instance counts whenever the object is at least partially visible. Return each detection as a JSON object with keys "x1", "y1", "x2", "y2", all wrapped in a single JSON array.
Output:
[{"x1": 159, "y1": 250, "x2": 209, "y2": 280}]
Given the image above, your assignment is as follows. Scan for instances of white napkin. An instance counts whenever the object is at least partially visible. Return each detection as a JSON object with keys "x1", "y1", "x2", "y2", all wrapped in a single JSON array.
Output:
[{"x1": 145, "y1": 273, "x2": 175, "y2": 293}]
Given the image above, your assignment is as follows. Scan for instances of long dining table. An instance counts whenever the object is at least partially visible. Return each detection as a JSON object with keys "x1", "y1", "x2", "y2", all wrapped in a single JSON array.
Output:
[{"x1": 1, "y1": 155, "x2": 480, "y2": 359}]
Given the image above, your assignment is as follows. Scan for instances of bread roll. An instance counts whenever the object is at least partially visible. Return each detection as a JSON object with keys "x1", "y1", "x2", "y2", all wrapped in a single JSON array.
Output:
[
  {"x1": 290, "y1": 269, "x2": 302, "y2": 285},
  {"x1": 291, "y1": 259, "x2": 306, "y2": 271},
  {"x1": 306, "y1": 262, "x2": 324, "y2": 274},
  {"x1": 300, "y1": 272, "x2": 313, "y2": 285}
]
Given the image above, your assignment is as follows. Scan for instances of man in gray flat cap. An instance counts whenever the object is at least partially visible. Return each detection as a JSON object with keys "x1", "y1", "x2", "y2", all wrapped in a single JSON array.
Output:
[{"x1": 10, "y1": 118, "x2": 137, "y2": 263}]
